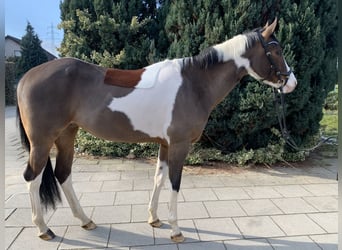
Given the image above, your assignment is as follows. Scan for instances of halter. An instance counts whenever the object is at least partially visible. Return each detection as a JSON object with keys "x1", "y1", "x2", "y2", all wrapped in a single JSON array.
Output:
[{"x1": 257, "y1": 31, "x2": 292, "y2": 88}]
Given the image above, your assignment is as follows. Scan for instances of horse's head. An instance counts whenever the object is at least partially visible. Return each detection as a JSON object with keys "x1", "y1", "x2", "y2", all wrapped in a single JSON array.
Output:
[{"x1": 247, "y1": 18, "x2": 297, "y2": 94}]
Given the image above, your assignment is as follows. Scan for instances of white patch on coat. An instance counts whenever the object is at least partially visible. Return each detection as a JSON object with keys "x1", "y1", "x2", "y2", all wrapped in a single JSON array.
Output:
[
  {"x1": 107, "y1": 59, "x2": 183, "y2": 143},
  {"x1": 135, "y1": 60, "x2": 166, "y2": 88},
  {"x1": 213, "y1": 34, "x2": 250, "y2": 68}
]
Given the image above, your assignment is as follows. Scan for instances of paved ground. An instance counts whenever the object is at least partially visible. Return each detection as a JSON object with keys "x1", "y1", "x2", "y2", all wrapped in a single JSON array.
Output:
[{"x1": 5, "y1": 106, "x2": 338, "y2": 250}]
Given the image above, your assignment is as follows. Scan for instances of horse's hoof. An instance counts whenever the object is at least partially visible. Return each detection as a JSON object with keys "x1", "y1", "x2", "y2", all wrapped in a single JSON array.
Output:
[
  {"x1": 149, "y1": 219, "x2": 163, "y2": 228},
  {"x1": 39, "y1": 229, "x2": 56, "y2": 241},
  {"x1": 171, "y1": 233, "x2": 185, "y2": 243},
  {"x1": 82, "y1": 220, "x2": 97, "y2": 230}
]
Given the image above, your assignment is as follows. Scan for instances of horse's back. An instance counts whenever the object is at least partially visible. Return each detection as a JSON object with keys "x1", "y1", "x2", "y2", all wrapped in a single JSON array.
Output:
[{"x1": 17, "y1": 58, "x2": 106, "y2": 131}]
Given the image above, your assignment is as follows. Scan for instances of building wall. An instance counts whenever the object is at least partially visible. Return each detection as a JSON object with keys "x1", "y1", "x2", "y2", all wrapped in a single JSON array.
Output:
[{"x1": 5, "y1": 38, "x2": 21, "y2": 58}]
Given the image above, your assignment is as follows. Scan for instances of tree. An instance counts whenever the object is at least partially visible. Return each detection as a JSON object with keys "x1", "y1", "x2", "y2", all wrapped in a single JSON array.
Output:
[
  {"x1": 59, "y1": 0, "x2": 337, "y2": 162},
  {"x1": 17, "y1": 22, "x2": 48, "y2": 76},
  {"x1": 59, "y1": 0, "x2": 167, "y2": 68},
  {"x1": 165, "y1": 0, "x2": 337, "y2": 153}
]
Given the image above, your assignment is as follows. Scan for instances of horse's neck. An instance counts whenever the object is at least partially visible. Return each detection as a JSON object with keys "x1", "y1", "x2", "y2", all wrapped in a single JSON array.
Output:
[{"x1": 186, "y1": 61, "x2": 247, "y2": 111}]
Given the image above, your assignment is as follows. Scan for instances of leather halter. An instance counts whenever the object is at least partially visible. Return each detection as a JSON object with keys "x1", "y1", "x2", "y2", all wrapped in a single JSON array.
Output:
[{"x1": 257, "y1": 31, "x2": 292, "y2": 87}]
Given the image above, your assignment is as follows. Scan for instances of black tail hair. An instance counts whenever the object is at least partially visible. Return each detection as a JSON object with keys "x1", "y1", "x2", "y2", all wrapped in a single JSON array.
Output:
[
  {"x1": 40, "y1": 157, "x2": 62, "y2": 210},
  {"x1": 17, "y1": 104, "x2": 61, "y2": 210},
  {"x1": 17, "y1": 105, "x2": 30, "y2": 151}
]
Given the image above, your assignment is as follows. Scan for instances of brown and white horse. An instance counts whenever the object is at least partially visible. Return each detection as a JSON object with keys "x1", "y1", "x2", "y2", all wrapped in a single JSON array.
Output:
[{"x1": 17, "y1": 19, "x2": 296, "y2": 242}]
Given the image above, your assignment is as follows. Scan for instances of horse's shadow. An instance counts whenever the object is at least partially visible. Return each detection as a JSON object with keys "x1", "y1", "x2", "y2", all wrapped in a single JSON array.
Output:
[{"x1": 58, "y1": 224, "x2": 336, "y2": 249}]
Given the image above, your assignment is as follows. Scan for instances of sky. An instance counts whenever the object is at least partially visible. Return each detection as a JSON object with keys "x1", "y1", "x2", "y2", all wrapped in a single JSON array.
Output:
[{"x1": 5, "y1": 0, "x2": 63, "y2": 56}]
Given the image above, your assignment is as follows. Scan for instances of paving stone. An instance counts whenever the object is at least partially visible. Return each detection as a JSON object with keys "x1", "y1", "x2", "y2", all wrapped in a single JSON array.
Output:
[
  {"x1": 60, "y1": 224, "x2": 110, "y2": 249},
  {"x1": 204, "y1": 200, "x2": 246, "y2": 218},
  {"x1": 178, "y1": 241, "x2": 226, "y2": 250},
  {"x1": 5, "y1": 192, "x2": 31, "y2": 208},
  {"x1": 190, "y1": 176, "x2": 225, "y2": 188},
  {"x1": 271, "y1": 214, "x2": 325, "y2": 236},
  {"x1": 8, "y1": 226, "x2": 66, "y2": 250},
  {"x1": 5, "y1": 227, "x2": 23, "y2": 250},
  {"x1": 310, "y1": 234, "x2": 338, "y2": 250},
  {"x1": 194, "y1": 218, "x2": 242, "y2": 241},
  {"x1": 219, "y1": 176, "x2": 252, "y2": 187},
  {"x1": 121, "y1": 170, "x2": 149, "y2": 180},
  {"x1": 5, "y1": 208, "x2": 54, "y2": 227},
  {"x1": 108, "y1": 222, "x2": 153, "y2": 247},
  {"x1": 48, "y1": 207, "x2": 94, "y2": 226},
  {"x1": 134, "y1": 178, "x2": 156, "y2": 190},
  {"x1": 272, "y1": 185, "x2": 313, "y2": 197},
  {"x1": 213, "y1": 187, "x2": 250, "y2": 200},
  {"x1": 238, "y1": 199, "x2": 282, "y2": 216},
  {"x1": 5, "y1": 208, "x2": 15, "y2": 220},
  {"x1": 243, "y1": 186, "x2": 283, "y2": 199},
  {"x1": 307, "y1": 212, "x2": 338, "y2": 233},
  {"x1": 80, "y1": 191, "x2": 116, "y2": 206},
  {"x1": 115, "y1": 190, "x2": 150, "y2": 205},
  {"x1": 131, "y1": 244, "x2": 178, "y2": 250},
  {"x1": 225, "y1": 238, "x2": 273, "y2": 250},
  {"x1": 303, "y1": 196, "x2": 337, "y2": 212},
  {"x1": 233, "y1": 216, "x2": 285, "y2": 238},
  {"x1": 177, "y1": 202, "x2": 209, "y2": 220},
  {"x1": 90, "y1": 171, "x2": 121, "y2": 181},
  {"x1": 69, "y1": 172, "x2": 92, "y2": 182},
  {"x1": 181, "y1": 188, "x2": 218, "y2": 201},
  {"x1": 154, "y1": 219, "x2": 200, "y2": 244},
  {"x1": 271, "y1": 197, "x2": 318, "y2": 214},
  {"x1": 73, "y1": 181, "x2": 103, "y2": 193},
  {"x1": 268, "y1": 236, "x2": 322, "y2": 250},
  {"x1": 92, "y1": 205, "x2": 131, "y2": 224},
  {"x1": 302, "y1": 184, "x2": 338, "y2": 196},
  {"x1": 101, "y1": 180, "x2": 133, "y2": 192}
]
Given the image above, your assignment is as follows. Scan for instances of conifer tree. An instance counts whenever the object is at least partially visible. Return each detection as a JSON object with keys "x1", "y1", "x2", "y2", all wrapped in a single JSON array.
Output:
[
  {"x1": 59, "y1": 0, "x2": 337, "y2": 157},
  {"x1": 17, "y1": 22, "x2": 48, "y2": 76},
  {"x1": 59, "y1": 0, "x2": 165, "y2": 68}
]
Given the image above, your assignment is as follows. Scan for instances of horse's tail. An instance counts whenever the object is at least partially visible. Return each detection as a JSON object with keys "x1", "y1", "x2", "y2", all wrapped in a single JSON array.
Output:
[
  {"x1": 17, "y1": 103, "x2": 61, "y2": 210},
  {"x1": 17, "y1": 104, "x2": 30, "y2": 151}
]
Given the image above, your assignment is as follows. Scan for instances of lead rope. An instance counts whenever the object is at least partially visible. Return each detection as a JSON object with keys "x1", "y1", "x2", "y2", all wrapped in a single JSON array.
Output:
[{"x1": 273, "y1": 87, "x2": 337, "y2": 152}]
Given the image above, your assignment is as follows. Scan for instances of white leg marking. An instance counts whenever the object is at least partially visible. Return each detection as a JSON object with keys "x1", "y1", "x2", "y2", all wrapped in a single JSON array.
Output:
[
  {"x1": 168, "y1": 190, "x2": 181, "y2": 236},
  {"x1": 27, "y1": 171, "x2": 49, "y2": 235},
  {"x1": 148, "y1": 160, "x2": 168, "y2": 224},
  {"x1": 61, "y1": 174, "x2": 91, "y2": 226}
]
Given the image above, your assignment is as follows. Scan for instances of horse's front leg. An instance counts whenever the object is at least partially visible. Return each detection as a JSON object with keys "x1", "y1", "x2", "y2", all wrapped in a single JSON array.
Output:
[
  {"x1": 148, "y1": 144, "x2": 168, "y2": 227},
  {"x1": 167, "y1": 142, "x2": 190, "y2": 243}
]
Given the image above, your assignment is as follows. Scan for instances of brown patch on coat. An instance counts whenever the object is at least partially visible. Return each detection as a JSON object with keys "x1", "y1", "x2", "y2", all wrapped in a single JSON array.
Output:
[{"x1": 104, "y1": 68, "x2": 145, "y2": 88}]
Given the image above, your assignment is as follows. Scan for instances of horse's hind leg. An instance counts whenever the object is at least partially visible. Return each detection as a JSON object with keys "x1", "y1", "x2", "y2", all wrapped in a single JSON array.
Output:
[
  {"x1": 148, "y1": 144, "x2": 168, "y2": 227},
  {"x1": 24, "y1": 142, "x2": 57, "y2": 240},
  {"x1": 54, "y1": 124, "x2": 96, "y2": 230}
]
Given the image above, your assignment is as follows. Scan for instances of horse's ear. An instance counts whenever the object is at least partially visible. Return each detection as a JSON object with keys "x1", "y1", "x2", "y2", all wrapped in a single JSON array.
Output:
[{"x1": 262, "y1": 17, "x2": 277, "y2": 39}]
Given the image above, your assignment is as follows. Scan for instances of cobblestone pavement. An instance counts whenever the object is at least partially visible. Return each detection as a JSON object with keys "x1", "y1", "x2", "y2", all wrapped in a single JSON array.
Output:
[{"x1": 5, "y1": 106, "x2": 338, "y2": 249}]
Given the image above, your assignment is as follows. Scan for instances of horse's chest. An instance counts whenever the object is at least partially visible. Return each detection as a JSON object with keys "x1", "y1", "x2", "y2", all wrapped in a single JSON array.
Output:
[{"x1": 106, "y1": 63, "x2": 183, "y2": 143}]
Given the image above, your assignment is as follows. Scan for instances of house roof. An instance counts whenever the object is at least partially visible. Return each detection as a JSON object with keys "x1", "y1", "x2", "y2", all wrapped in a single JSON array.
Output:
[{"x1": 5, "y1": 35, "x2": 57, "y2": 60}]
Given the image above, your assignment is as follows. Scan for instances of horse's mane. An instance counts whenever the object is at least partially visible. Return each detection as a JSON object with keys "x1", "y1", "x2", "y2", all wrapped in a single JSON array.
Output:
[{"x1": 184, "y1": 29, "x2": 260, "y2": 69}]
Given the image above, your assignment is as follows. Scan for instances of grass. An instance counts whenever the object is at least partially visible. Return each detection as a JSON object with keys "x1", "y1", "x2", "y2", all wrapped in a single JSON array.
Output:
[{"x1": 320, "y1": 109, "x2": 338, "y2": 137}]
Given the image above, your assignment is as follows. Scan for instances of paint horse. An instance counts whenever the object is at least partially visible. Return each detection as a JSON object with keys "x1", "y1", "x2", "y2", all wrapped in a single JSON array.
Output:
[{"x1": 17, "y1": 19, "x2": 297, "y2": 242}]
